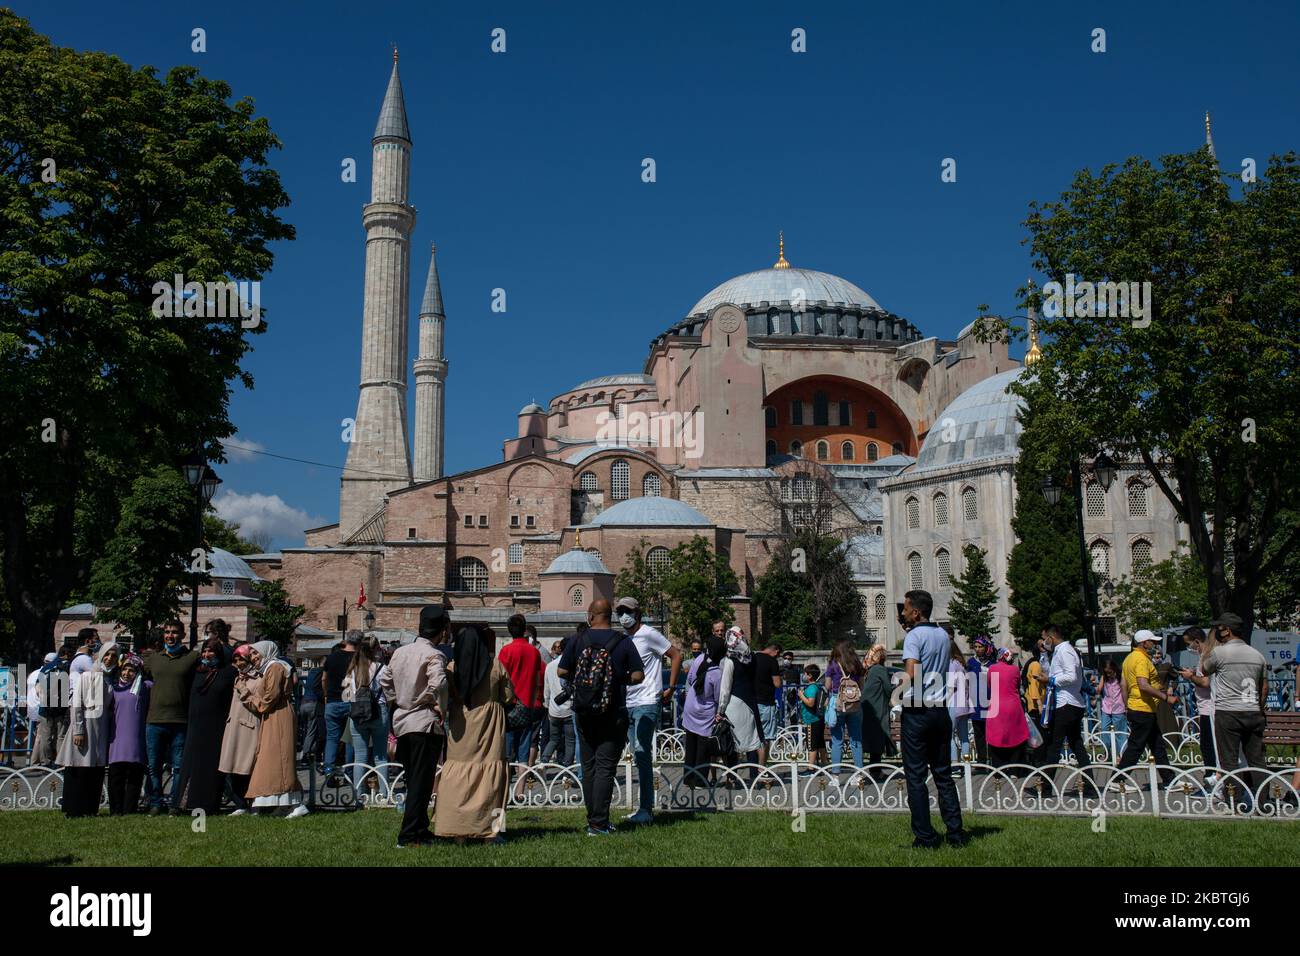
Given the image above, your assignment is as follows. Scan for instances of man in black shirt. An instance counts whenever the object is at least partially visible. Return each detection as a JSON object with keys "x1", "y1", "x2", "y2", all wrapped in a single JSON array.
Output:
[
  {"x1": 321, "y1": 632, "x2": 358, "y2": 783},
  {"x1": 557, "y1": 599, "x2": 644, "y2": 835},
  {"x1": 753, "y1": 644, "x2": 783, "y2": 763}
]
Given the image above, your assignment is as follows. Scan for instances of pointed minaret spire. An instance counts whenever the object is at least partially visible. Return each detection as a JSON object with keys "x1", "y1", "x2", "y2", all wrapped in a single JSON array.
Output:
[
  {"x1": 340, "y1": 55, "x2": 418, "y2": 539},
  {"x1": 773, "y1": 230, "x2": 790, "y2": 269},
  {"x1": 414, "y1": 243, "x2": 449, "y2": 482},
  {"x1": 1205, "y1": 110, "x2": 1216, "y2": 160},
  {"x1": 1024, "y1": 278, "x2": 1042, "y2": 367}
]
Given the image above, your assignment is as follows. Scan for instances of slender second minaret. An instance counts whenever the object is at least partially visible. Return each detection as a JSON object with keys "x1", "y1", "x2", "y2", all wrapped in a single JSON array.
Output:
[
  {"x1": 413, "y1": 243, "x2": 448, "y2": 481},
  {"x1": 340, "y1": 51, "x2": 416, "y2": 540}
]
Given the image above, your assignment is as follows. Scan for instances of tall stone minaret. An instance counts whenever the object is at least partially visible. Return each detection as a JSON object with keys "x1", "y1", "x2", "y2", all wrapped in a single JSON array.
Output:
[
  {"x1": 339, "y1": 51, "x2": 416, "y2": 540},
  {"x1": 413, "y1": 243, "x2": 448, "y2": 481}
]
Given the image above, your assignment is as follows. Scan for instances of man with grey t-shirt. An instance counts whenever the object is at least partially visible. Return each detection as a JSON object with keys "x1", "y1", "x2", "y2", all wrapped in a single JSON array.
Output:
[{"x1": 1200, "y1": 612, "x2": 1268, "y2": 795}]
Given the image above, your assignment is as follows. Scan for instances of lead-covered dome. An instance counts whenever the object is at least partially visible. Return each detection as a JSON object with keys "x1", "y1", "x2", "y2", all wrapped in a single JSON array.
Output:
[
  {"x1": 688, "y1": 267, "x2": 882, "y2": 316},
  {"x1": 914, "y1": 368, "x2": 1026, "y2": 473}
]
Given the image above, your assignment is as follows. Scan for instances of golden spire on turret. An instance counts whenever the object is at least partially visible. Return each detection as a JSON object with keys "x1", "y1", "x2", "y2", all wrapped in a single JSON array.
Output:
[
  {"x1": 773, "y1": 231, "x2": 790, "y2": 269},
  {"x1": 575, "y1": 528, "x2": 583, "y2": 550},
  {"x1": 1024, "y1": 278, "x2": 1043, "y2": 367}
]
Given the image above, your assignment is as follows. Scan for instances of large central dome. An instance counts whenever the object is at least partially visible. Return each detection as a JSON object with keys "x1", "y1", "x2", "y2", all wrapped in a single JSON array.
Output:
[{"x1": 688, "y1": 266, "x2": 881, "y2": 317}]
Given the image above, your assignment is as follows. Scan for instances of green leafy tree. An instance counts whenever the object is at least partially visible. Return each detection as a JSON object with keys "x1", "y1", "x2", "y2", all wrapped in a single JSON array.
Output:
[
  {"x1": 1111, "y1": 547, "x2": 1213, "y2": 635},
  {"x1": 947, "y1": 544, "x2": 999, "y2": 641},
  {"x1": 754, "y1": 534, "x2": 860, "y2": 649},
  {"x1": 250, "y1": 579, "x2": 304, "y2": 649},
  {"x1": 614, "y1": 537, "x2": 667, "y2": 622},
  {"x1": 0, "y1": 12, "x2": 294, "y2": 665},
  {"x1": 657, "y1": 536, "x2": 739, "y2": 643},
  {"x1": 1006, "y1": 397, "x2": 1089, "y2": 652},
  {"x1": 87, "y1": 466, "x2": 199, "y2": 648},
  {"x1": 979, "y1": 145, "x2": 1300, "y2": 636},
  {"x1": 204, "y1": 513, "x2": 262, "y2": 556}
]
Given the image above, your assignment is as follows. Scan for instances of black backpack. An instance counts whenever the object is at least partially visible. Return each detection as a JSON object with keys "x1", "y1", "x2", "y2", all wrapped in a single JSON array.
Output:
[
  {"x1": 38, "y1": 666, "x2": 70, "y2": 718},
  {"x1": 571, "y1": 632, "x2": 624, "y2": 716}
]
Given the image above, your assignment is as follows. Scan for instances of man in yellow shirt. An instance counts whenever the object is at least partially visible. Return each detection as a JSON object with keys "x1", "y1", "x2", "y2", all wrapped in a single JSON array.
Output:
[{"x1": 1114, "y1": 630, "x2": 1179, "y2": 786}]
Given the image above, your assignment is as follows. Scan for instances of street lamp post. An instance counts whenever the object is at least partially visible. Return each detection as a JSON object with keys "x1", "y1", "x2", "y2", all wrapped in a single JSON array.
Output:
[
  {"x1": 1041, "y1": 451, "x2": 1115, "y2": 669},
  {"x1": 182, "y1": 449, "x2": 222, "y2": 649}
]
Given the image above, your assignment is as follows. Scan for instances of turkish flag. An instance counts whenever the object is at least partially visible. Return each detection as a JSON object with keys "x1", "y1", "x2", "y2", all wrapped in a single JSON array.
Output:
[{"x1": 358, "y1": 584, "x2": 367, "y2": 608}]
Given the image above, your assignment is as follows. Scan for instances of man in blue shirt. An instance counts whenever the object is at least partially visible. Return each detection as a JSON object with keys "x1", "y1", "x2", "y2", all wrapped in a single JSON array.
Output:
[{"x1": 900, "y1": 589, "x2": 967, "y2": 849}]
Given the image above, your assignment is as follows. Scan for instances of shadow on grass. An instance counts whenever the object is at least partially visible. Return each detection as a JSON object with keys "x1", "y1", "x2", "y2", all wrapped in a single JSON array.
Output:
[{"x1": 1, "y1": 855, "x2": 78, "y2": 866}]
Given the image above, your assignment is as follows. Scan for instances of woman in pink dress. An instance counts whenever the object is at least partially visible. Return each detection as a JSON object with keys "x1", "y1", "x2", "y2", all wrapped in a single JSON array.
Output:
[{"x1": 985, "y1": 648, "x2": 1030, "y2": 775}]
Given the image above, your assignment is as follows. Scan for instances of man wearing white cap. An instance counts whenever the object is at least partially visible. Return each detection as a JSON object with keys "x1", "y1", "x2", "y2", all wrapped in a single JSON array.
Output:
[
  {"x1": 615, "y1": 596, "x2": 680, "y2": 825},
  {"x1": 1115, "y1": 629, "x2": 1179, "y2": 786}
]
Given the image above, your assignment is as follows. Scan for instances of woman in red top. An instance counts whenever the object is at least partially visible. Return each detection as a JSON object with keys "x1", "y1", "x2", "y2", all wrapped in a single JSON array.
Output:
[{"x1": 985, "y1": 648, "x2": 1030, "y2": 776}]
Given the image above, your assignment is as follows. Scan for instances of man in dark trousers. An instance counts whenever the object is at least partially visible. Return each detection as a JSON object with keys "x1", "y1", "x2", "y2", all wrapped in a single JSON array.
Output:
[
  {"x1": 379, "y1": 605, "x2": 449, "y2": 848},
  {"x1": 557, "y1": 599, "x2": 643, "y2": 836},
  {"x1": 899, "y1": 589, "x2": 967, "y2": 849}
]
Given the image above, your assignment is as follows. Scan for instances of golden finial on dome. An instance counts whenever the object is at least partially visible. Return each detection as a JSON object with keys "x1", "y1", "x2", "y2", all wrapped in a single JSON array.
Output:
[
  {"x1": 575, "y1": 528, "x2": 583, "y2": 550},
  {"x1": 773, "y1": 231, "x2": 790, "y2": 269},
  {"x1": 1024, "y1": 277, "x2": 1043, "y2": 367}
]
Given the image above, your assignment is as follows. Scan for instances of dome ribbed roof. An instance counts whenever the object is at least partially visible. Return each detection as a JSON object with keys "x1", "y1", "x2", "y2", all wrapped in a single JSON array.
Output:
[
  {"x1": 689, "y1": 267, "x2": 881, "y2": 316},
  {"x1": 914, "y1": 369, "x2": 1026, "y2": 473},
  {"x1": 587, "y1": 497, "x2": 711, "y2": 528},
  {"x1": 210, "y1": 548, "x2": 259, "y2": 580},
  {"x1": 541, "y1": 550, "x2": 612, "y2": 576}
]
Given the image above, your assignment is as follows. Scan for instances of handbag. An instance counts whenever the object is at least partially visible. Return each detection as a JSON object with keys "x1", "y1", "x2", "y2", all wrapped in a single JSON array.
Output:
[
  {"x1": 709, "y1": 716, "x2": 736, "y2": 758},
  {"x1": 505, "y1": 699, "x2": 532, "y2": 731}
]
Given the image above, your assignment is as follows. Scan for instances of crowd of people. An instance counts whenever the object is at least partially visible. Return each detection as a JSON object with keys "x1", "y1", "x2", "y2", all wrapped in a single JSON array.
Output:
[{"x1": 14, "y1": 588, "x2": 1295, "y2": 847}]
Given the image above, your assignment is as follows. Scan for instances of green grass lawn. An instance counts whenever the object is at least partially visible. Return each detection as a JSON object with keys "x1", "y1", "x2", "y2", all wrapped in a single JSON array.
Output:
[{"x1": 1, "y1": 808, "x2": 1294, "y2": 867}]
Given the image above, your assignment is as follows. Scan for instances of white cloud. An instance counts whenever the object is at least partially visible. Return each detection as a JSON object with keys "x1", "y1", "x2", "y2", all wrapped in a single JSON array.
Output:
[
  {"x1": 224, "y1": 439, "x2": 266, "y2": 464},
  {"x1": 213, "y1": 490, "x2": 325, "y2": 550}
]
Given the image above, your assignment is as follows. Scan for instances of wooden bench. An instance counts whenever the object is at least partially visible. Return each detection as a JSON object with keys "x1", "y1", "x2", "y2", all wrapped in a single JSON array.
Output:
[{"x1": 1265, "y1": 712, "x2": 1300, "y2": 765}]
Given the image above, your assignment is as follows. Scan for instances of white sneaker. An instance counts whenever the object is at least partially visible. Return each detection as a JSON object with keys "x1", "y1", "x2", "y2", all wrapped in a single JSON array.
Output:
[
  {"x1": 228, "y1": 808, "x2": 247, "y2": 817},
  {"x1": 286, "y1": 804, "x2": 310, "y2": 819}
]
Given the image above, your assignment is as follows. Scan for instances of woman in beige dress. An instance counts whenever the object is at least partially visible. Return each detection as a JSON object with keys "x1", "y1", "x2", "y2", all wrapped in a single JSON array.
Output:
[
  {"x1": 241, "y1": 641, "x2": 307, "y2": 817},
  {"x1": 219, "y1": 644, "x2": 262, "y2": 815},
  {"x1": 435, "y1": 624, "x2": 513, "y2": 843}
]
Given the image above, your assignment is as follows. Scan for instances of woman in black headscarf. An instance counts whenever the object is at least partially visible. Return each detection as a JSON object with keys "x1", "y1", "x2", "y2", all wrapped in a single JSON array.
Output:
[
  {"x1": 174, "y1": 637, "x2": 237, "y2": 813},
  {"x1": 433, "y1": 625, "x2": 514, "y2": 843}
]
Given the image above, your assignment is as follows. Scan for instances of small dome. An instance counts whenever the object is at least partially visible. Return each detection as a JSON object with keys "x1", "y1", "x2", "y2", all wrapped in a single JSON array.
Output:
[
  {"x1": 587, "y1": 497, "x2": 712, "y2": 528},
  {"x1": 689, "y1": 267, "x2": 881, "y2": 316},
  {"x1": 519, "y1": 402, "x2": 545, "y2": 415},
  {"x1": 541, "y1": 550, "x2": 612, "y2": 576},
  {"x1": 914, "y1": 368, "x2": 1026, "y2": 473},
  {"x1": 209, "y1": 548, "x2": 259, "y2": 581}
]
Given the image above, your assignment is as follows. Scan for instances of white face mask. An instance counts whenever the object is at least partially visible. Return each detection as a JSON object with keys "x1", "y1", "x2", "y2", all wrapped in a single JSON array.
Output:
[{"x1": 618, "y1": 613, "x2": 637, "y2": 630}]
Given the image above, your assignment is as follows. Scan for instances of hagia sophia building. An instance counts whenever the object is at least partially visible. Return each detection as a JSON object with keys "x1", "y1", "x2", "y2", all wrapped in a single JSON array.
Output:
[{"x1": 185, "y1": 57, "x2": 1185, "y2": 650}]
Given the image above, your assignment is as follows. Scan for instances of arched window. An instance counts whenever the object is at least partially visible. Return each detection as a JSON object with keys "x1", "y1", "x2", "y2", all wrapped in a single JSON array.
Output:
[
  {"x1": 815, "y1": 440, "x2": 829, "y2": 461},
  {"x1": 570, "y1": 586, "x2": 585, "y2": 607},
  {"x1": 508, "y1": 543, "x2": 523, "y2": 565},
  {"x1": 874, "y1": 594, "x2": 887, "y2": 620},
  {"x1": 611, "y1": 459, "x2": 629, "y2": 500},
  {"x1": 1085, "y1": 481, "x2": 1107, "y2": 518},
  {"x1": 936, "y1": 548, "x2": 952, "y2": 589},
  {"x1": 1090, "y1": 539, "x2": 1111, "y2": 576},
  {"x1": 838, "y1": 400, "x2": 851, "y2": 425},
  {"x1": 765, "y1": 406, "x2": 777, "y2": 428},
  {"x1": 790, "y1": 440, "x2": 803, "y2": 458},
  {"x1": 908, "y1": 552, "x2": 923, "y2": 591},
  {"x1": 647, "y1": 547, "x2": 671, "y2": 582},
  {"x1": 906, "y1": 496, "x2": 920, "y2": 529},
  {"x1": 891, "y1": 442, "x2": 903, "y2": 455},
  {"x1": 866, "y1": 442, "x2": 878, "y2": 462},
  {"x1": 962, "y1": 486, "x2": 978, "y2": 521},
  {"x1": 813, "y1": 391, "x2": 829, "y2": 426},
  {"x1": 867, "y1": 410, "x2": 877, "y2": 429},
  {"x1": 841, "y1": 440, "x2": 854, "y2": 461},
  {"x1": 790, "y1": 401, "x2": 803, "y2": 426},
  {"x1": 642, "y1": 472, "x2": 662, "y2": 496},
  {"x1": 765, "y1": 439, "x2": 777, "y2": 458},
  {"x1": 933, "y1": 492, "x2": 949, "y2": 526},
  {"x1": 1131, "y1": 538, "x2": 1153, "y2": 571},
  {"x1": 1127, "y1": 479, "x2": 1148, "y2": 517},
  {"x1": 452, "y1": 556, "x2": 488, "y2": 592},
  {"x1": 579, "y1": 471, "x2": 598, "y2": 492}
]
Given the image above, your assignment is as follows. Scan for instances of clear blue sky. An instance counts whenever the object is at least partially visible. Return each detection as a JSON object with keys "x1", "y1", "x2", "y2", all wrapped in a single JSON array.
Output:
[{"x1": 24, "y1": 0, "x2": 1300, "y2": 548}]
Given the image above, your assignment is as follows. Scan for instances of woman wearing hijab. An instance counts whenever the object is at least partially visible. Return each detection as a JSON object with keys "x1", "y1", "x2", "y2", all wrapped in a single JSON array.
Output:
[
  {"x1": 861, "y1": 644, "x2": 896, "y2": 779},
  {"x1": 434, "y1": 624, "x2": 513, "y2": 843},
  {"x1": 174, "y1": 637, "x2": 238, "y2": 813},
  {"x1": 106, "y1": 653, "x2": 151, "y2": 814},
  {"x1": 719, "y1": 623, "x2": 762, "y2": 768},
  {"x1": 986, "y1": 648, "x2": 1031, "y2": 777},
  {"x1": 219, "y1": 644, "x2": 261, "y2": 814},
  {"x1": 241, "y1": 640, "x2": 308, "y2": 817},
  {"x1": 681, "y1": 633, "x2": 728, "y2": 788},
  {"x1": 58, "y1": 641, "x2": 119, "y2": 817}
]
